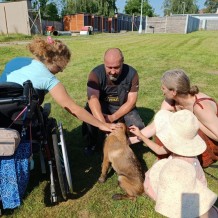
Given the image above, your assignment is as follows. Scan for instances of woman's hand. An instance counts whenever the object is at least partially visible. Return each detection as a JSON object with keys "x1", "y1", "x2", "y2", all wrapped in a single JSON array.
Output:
[{"x1": 129, "y1": 125, "x2": 142, "y2": 138}]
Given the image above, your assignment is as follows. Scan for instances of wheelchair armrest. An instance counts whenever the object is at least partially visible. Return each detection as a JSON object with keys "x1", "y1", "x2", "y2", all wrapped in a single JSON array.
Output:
[
  {"x1": 0, "y1": 96, "x2": 27, "y2": 104},
  {"x1": 0, "y1": 82, "x2": 23, "y2": 98}
]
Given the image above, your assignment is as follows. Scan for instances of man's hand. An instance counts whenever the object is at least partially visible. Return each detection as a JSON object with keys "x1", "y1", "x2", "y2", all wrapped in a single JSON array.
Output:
[{"x1": 99, "y1": 122, "x2": 119, "y2": 133}]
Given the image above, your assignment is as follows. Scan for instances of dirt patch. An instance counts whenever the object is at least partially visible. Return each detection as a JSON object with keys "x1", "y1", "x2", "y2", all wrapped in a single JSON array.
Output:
[
  {"x1": 78, "y1": 210, "x2": 91, "y2": 218},
  {"x1": 0, "y1": 41, "x2": 30, "y2": 47},
  {"x1": 207, "y1": 71, "x2": 218, "y2": 75}
]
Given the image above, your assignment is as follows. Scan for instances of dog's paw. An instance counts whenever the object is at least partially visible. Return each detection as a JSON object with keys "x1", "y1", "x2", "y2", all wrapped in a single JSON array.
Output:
[{"x1": 98, "y1": 176, "x2": 106, "y2": 183}]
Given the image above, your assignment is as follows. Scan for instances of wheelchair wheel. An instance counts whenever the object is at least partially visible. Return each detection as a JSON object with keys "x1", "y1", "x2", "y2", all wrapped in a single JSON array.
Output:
[
  {"x1": 58, "y1": 122, "x2": 73, "y2": 193},
  {"x1": 50, "y1": 119, "x2": 73, "y2": 200}
]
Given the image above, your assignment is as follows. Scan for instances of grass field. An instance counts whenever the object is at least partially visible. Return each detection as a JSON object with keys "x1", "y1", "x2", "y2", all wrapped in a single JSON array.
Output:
[{"x1": 0, "y1": 31, "x2": 218, "y2": 218}]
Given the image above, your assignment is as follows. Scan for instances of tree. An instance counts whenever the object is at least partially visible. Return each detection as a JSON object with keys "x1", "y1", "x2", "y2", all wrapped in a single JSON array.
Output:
[
  {"x1": 204, "y1": 0, "x2": 218, "y2": 13},
  {"x1": 62, "y1": 0, "x2": 117, "y2": 17},
  {"x1": 61, "y1": 0, "x2": 76, "y2": 15},
  {"x1": 124, "y1": 0, "x2": 154, "y2": 17},
  {"x1": 163, "y1": 0, "x2": 198, "y2": 16},
  {"x1": 44, "y1": 3, "x2": 60, "y2": 21},
  {"x1": 32, "y1": 0, "x2": 48, "y2": 19}
]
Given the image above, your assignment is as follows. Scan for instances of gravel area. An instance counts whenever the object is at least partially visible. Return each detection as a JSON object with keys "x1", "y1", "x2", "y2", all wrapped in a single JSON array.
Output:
[{"x1": 0, "y1": 41, "x2": 30, "y2": 47}]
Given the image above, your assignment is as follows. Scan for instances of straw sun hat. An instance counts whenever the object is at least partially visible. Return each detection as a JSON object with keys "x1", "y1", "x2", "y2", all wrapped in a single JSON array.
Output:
[
  {"x1": 149, "y1": 158, "x2": 217, "y2": 218},
  {"x1": 154, "y1": 109, "x2": 206, "y2": 156}
]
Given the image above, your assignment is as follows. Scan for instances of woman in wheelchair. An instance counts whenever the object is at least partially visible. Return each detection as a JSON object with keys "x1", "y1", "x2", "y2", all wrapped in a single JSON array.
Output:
[{"x1": 0, "y1": 37, "x2": 115, "y2": 132}]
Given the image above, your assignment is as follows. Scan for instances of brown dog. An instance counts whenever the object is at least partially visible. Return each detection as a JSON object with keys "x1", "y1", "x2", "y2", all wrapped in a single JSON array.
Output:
[{"x1": 98, "y1": 123, "x2": 144, "y2": 200}]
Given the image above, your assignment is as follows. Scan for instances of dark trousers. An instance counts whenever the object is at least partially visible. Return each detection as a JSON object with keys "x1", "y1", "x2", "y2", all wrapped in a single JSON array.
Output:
[{"x1": 82, "y1": 103, "x2": 145, "y2": 150}]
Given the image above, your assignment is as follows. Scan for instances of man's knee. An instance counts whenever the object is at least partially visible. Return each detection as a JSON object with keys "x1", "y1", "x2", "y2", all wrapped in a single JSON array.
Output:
[
  {"x1": 133, "y1": 120, "x2": 145, "y2": 129},
  {"x1": 124, "y1": 109, "x2": 145, "y2": 129}
]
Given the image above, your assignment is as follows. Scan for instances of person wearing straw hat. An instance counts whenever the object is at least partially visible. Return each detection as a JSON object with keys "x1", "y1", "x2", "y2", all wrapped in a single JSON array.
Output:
[
  {"x1": 149, "y1": 158, "x2": 218, "y2": 218},
  {"x1": 129, "y1": 109, "x2": 208, "y2": 199}
]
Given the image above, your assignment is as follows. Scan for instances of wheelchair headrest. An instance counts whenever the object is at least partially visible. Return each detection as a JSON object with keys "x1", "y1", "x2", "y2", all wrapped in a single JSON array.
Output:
[
  {"x1": 0, "y1": 81, "x2": 45, "y2": 105},
  {"x1": 0, "y1": 82, "x2": 23, "y2": 98},
  {"x1": 0, "y1": 80, "x2": 45, "y2": 127}
]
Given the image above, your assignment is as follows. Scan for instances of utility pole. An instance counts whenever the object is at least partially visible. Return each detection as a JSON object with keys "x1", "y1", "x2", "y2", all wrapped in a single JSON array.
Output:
[
  {"x1": 138, "y1": 0, "x2": 143, "y2": 34},
  {"x1": 182, "y1": 1, "x2": 185, "y2": 15}
]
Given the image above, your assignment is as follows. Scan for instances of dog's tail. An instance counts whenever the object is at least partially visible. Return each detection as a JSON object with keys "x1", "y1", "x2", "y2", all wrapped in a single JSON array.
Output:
[{"x1": 112, "y1": 193, "x2": 136, "y2": 201}]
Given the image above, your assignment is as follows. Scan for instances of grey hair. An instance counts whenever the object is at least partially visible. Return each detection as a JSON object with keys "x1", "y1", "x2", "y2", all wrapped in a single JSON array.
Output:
[{"x1": 161, "y1": 69, "x2": 199, "y2": 96}]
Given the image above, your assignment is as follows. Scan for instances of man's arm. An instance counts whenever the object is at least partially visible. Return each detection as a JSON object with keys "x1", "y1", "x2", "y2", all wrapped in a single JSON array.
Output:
[
  {"x1": 87, "y1": 86, "x2": 106, "y2": 122},
  {"x1": 105, "y1": 91, "x2": 137, "y2": 123}
]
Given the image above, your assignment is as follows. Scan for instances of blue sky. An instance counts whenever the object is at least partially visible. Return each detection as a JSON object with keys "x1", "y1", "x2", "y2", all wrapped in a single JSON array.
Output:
[{"x1": 116, "y1": 0, "x2": 206, "y2": 16}]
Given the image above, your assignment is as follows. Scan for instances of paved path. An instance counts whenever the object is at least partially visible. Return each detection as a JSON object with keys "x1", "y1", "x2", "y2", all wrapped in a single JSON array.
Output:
[{"x1": 0, "y1": 41, "x2": 30, "y2": 47}]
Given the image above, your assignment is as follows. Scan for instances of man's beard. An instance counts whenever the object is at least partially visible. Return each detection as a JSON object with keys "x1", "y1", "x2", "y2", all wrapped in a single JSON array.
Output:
[{"x1": 109, "y1": 75, "x2": 119, "y2": 81}]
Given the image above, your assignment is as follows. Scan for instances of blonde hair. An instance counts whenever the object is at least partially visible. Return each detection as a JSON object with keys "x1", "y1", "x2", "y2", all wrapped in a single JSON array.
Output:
[
  {"x1": 161, "y1": 69, "x2": 199, "y2": 96},
  {"x1": 27, "y1": 37, "x2": 71, "y2": 71}
]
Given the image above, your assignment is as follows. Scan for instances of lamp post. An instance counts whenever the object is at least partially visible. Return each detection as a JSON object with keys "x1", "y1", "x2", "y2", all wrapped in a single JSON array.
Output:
[
  {"x1": 182, "y1": 1, "x2": 185, "y2": 15},
  {"x1": 138, "y1": 0, "x2": 143, "y2": 34}
]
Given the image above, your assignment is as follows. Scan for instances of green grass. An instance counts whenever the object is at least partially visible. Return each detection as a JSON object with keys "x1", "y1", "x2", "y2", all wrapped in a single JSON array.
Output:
[
  {"x1": 0, "y1": 31, "x2": 218, "y2": 217},
  {"x1": 0, "y1": 34, "x2": 32, "y2": 43}
]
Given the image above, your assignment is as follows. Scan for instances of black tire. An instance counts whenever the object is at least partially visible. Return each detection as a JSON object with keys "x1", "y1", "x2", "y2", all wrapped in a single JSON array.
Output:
[{"x1": 51, "y1": 119, "x2": 68, "y2": 200}]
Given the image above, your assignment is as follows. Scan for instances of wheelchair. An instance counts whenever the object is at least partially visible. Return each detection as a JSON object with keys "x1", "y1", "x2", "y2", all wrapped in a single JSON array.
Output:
[{"x1": 0, "y1": 80, "x2": 73, "y2": 211}]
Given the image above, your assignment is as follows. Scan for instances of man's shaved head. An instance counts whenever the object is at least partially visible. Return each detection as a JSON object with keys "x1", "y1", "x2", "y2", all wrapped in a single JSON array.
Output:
[{"x1": 104, "y1": 48, "x2": 124, "y2": 62}]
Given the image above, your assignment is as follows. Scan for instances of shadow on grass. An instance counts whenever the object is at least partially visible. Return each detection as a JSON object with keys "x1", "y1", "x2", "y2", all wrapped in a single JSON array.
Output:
[
  {"x1": 137, "y1": 107, "x2": 155, "y2": 126},
  {"x1": 62, "y1": 124, "x2": 104, "y2": 200}
]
